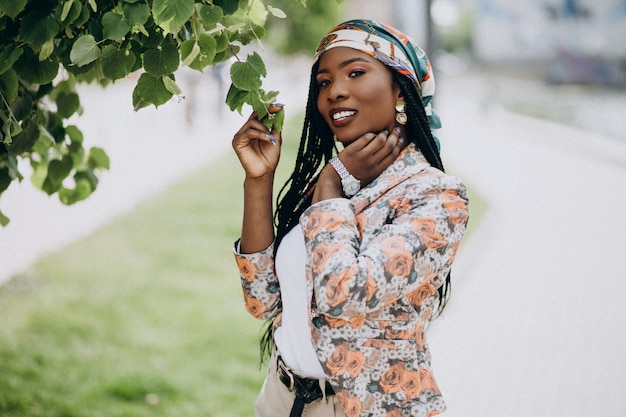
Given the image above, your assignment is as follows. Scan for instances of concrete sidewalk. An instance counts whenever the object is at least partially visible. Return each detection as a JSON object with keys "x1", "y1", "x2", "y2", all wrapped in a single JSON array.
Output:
[
  {"x1": 428, "y1": 74, "x2": 626, "y2": 417},
  {"x1": 2, "y1": 60, "x2": 626, "y2": 416}
]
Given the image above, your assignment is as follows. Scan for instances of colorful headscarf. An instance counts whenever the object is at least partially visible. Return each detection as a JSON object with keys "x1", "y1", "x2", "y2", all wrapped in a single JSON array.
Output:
[{"x1": 314, "y1": 19, "x2": 441, "y2": 144}]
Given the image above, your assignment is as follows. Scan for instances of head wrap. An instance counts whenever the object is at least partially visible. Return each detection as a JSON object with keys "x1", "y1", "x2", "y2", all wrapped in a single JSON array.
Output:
[{"x1": 314, "y1": 19, "x2": 441, "y2": 146}]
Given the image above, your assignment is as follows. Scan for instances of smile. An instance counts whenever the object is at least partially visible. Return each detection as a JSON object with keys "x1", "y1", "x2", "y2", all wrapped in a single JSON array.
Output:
[{"x1": 332, "y1": 110, "x2": 356, "y2": 121}]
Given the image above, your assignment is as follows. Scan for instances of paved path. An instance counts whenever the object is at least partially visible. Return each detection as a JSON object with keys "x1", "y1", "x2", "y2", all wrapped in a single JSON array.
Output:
[
  {"x1": 2, "y1": 60, "x2": 626, "y2": 416},
  {"x1": 428, "y1": 74, "x2": 626, "y2": 417}
]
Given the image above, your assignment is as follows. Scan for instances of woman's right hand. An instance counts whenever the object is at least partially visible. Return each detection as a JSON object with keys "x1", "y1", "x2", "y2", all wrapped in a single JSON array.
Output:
[{"x1": 232, "y1": 105, "x2": 283, "y2": 179}]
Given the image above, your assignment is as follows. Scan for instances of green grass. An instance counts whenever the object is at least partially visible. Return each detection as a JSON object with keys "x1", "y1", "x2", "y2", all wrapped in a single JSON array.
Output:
[{"x1": 0, "y1": 112, "x2": 485, "y2": 417}]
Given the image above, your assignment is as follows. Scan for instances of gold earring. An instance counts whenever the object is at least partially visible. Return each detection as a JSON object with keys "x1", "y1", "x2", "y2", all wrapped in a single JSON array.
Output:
[{"x1": 395, "y1": 101, "x2": 407, "y2": 125}]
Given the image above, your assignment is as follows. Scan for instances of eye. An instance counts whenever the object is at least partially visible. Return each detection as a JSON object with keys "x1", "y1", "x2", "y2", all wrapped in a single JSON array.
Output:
[
  {"x1": 317, "y1": 79, "x2": 330, "y2": 88},
  {"x1": 349, "y1": 70, "x2": 365, "y2": 78}
]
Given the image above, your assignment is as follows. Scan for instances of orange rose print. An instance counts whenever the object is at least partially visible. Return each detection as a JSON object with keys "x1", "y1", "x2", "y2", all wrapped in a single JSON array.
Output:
[
  {"x1": 441, "y1": 189, "x2": 468, "y2": 225},
  {"x1": 400, "y1": 368, "x2": 423, "y2": 399},
  {"x1": 381, "y1": 235, "x2": 407, "y2": 257},
  {"x1": 326, "y1": 342, "x2": 364, "y2": 378},
  {"x1": 304, "y1": 209, "x2": 343, "y2": 239},
  {"x1": 312, "y1": 242, "x2": 344, "y2": 275},
  {"x1": 411, "y1": 218, "x2": 446, "y2": 249},
  {"x1": 325, "y1": 268, "x2": 354, "y2": 308},
  {"x1": 383, "y1": 327, "x2": 418, "y2": 340},
  {"x1": 242, "y1": 293, "x2": 264, "y2": 319},
  {"x1": 336, "y1": 392, "x2": 361, "y2": 417},
  {"x1": 236, "y1": 257, "x2": 254, "y2": 282},
  {"x1": 419, "y1": 366, "x2": 441, "y2": 395},
  {"x1": 389, "y1": 195, "x2": 411, "y2": 217},
  {"x1": 380, "y1": 362, "x2": 404, "y2": 394},
  {"x1": 384, "y1": 251, "x2": 414, "y2": 278},
  {"x1": 365, "y1": 276, "x2": 378, "y2": 304},
  {"x1": 386, "y1": 409, "x2": 404, "y2": 417},
  {"x1": 325, "y1": 315, "x2": 364, "y2": 329},
  {"x1": 407, "y1": 282, "x2": 437, "y2": 306}
]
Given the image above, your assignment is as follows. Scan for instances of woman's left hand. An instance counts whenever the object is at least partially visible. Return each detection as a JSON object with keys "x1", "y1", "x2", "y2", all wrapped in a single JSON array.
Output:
[{"x1": 313, "y1": 127, "x2": 404, "y2": 202}]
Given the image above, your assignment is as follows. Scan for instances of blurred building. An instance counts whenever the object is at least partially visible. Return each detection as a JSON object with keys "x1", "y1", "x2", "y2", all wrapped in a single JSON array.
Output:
[
  {"x1": 342, "y1": 0, "x2": 626, "y2": 84},
  {"x1": 473, "y1": 0, "x2": 626, "y2": 84}
]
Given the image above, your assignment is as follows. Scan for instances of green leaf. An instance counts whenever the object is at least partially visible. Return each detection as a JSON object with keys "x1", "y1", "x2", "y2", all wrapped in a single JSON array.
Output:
[
  {"x1": 102, "y1": 11, "x2": 131, "y2": 41},
  {"x1": 56, "y1": 92, "x2": 80, "y2": 118},
  {"x1": 186, "y1": 34, "x2": 216, "y2": 71},
  {"x1": 266, "y1": 6, "x2": 286, "y2": 18},
  {"x1": 39, "y1": 39, "x2": 55, "y2": 61},
  {"x1": 273, "y1": 108, "x2": 286, "y2": 131},
  {"x1": 0, "y1": 45, "x2": 24, "y2": 75},
  {"x1": 59, "y1": 177, "x2": 92, "y2": 204},
  {"x1": 214, "y1": 0, "x2": 239, "y2": 15},
  {"x1": 132, "y1": 72, "x2": 173, "y2": 110},
  {"x1": 152, "y1": 0, "x2": 194, "y2": 34},
  {"x1": 225, "y1": 83, "x2": 249, "y2": 114},
  {"x1": 88, "y1": 147, "x2": 109, "y2": 170},
  {"x1": 88, "y1": 0, "x2": 97, "y2": 12},
  {"x1": 198, "y1": 4, "x2": 223, "y2": 27},
  {"x1": 0, "y1": 209, "x2": 9, "y2": 227},
  {"x1": 0, "y1": 168, "x2": 11, "y2": 194},
  {"x1": 44, "y1": 157, "x2": 73, "y2": 193},
  {"x1": 247, "y1": 0, "x2": 268, "y2": 26},
  {"x1": 180, "y1": 40, "x2": 200, "y2": 67},
  {"x1": 229, "y1": 52, "x2": 266, "y2": 92},
  {"x1": 64, "y1": 1, "x2": 83, "y2": 25},
  {"x1": 0, "y1": 69, "x2": 18, "y2": 103},
  {"x1": 215, "y1": 32, "x2": 229, "y2": 53},
  {"x1": 7, "y1": 122, "x2": 39, "y2": 156},
  {"x1": 0, "y1": 0, "x2": 27, "y2": 19},
  {"x1": 99, "y1": 44, "x2": 136, "y2": 81},
  {"x1": 123, "y1": 2, "x2": 150, "y2": 25},
  {"x1": 66, "y1": 125, "x2": 84, "y2": 144},
  {"x1": 61, "y1": 0, "x2": 74, "y2": 22},
  {"x1": 19, "y1": 12, "x2": 60, "y2": 46},
  {"x1": 161, "y1": 75, "x2": 181, "y2": 96},
  {"x1": 13, "y1": 48, "x2": 59, "y2": 84},
  {"x1": 143, "y1": 39, "x2": 179, "y2": 76},
  {"x1": 70, "y1": 35, "x2": 101, "y2": 67}
]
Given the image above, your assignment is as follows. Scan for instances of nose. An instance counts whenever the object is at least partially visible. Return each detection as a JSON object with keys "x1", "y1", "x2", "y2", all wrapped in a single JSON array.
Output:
[{"x1": 328, "y1": 79, "x2": 348, "y2": 102}]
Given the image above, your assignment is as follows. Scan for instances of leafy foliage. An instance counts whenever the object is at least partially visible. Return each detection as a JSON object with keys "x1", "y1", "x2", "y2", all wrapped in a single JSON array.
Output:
[{"x1": 0, "y1": 0, "x2": 327, "y2": 225}]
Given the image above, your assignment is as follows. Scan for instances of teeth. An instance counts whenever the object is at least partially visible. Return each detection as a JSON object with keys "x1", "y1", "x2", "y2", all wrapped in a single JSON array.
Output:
[{"x1": 332, "y1": 111, "x2": 356, "y2": 120}]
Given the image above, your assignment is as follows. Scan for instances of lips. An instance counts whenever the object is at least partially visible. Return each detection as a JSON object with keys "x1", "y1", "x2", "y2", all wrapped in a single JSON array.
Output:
[{"x1": 330, "y1": 109, "x2": 357, "y2": 126}]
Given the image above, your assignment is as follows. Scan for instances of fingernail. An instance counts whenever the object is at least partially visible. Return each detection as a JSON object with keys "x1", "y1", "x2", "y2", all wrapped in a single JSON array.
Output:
[
  {"x1": 383, "y1": 129, "x2": 389, "y2": 135},
  {"x1": 394, "y1": 126, "x2": 402, "y2": 133},
  {"x1": 273, "y1": 103, "x2": 285, "y2": 107},
  {"x1": 399, "y1": 137, "x2": 405, "y2": 144},
  {"x1": 267, "y1": 133, "x2": 277, "y2": 144}
]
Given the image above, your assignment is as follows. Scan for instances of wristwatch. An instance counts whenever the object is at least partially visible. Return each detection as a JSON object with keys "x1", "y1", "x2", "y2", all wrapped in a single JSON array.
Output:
[{"x1": 329, "y1": 157, "x2": 361, "y2": 197}]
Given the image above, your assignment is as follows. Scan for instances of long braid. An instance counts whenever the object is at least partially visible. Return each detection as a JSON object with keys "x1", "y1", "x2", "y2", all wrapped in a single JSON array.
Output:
[
  {"x1": 260, "y1": 63, "x2": 334, "y2": 363},
  {"x1": 393, "y1": 72, "x2": 452, "y2": 317}
]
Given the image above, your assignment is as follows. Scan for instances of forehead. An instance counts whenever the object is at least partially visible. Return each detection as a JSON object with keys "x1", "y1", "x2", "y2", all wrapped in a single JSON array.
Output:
[{"x1": 316, "y1": 47, "x2": 384, "y2": 72}]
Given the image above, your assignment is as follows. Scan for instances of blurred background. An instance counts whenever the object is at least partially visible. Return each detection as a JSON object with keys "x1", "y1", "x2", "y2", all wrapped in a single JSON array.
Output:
[{"x1": 1, "y1": 1, "x2": 625, "y2": 416}]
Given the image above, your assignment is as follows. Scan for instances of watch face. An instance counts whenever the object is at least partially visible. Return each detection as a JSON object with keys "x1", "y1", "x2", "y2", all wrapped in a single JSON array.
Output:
[{"x1": 345, "y1": 180, "x2": 360, "y2": 196}]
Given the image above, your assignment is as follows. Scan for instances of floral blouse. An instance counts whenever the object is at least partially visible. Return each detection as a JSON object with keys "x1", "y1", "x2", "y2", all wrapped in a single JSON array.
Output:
[{"x1": 234, "y1": 144, "x2": 469, "y2": 417}]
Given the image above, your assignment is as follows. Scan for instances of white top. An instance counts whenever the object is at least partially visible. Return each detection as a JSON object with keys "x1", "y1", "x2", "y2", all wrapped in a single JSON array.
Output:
[{"x1": 274, "y1": 225, "x2": 327, "y2": 378}]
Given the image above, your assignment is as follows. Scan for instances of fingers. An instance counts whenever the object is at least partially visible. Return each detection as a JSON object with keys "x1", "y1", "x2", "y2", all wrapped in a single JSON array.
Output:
[
  {"x1": 233, "y1": 117, "x2": 277, "y2": 148},
  {"x1": 268, "y1": 103, "x2": 285, "y2": 114},
  {"x1": 360, "y1": 126, "x2": 403, "y2": 158}
]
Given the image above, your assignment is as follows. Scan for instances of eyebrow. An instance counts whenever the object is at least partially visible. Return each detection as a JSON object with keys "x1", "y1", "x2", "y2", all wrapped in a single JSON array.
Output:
[{"x1": 316, "y1": 57, "x2": 372, "y2": 75}]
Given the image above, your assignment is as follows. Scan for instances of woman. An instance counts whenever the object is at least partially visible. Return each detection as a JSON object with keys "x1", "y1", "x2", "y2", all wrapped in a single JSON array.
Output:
[{"x1": 232, "y1": 19, "x2": 469, "y2": 417}]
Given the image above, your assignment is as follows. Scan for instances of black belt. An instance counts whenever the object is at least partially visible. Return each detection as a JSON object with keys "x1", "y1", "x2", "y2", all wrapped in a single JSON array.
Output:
[{"x1": 277, "y1": 355, "x2": 335, "y2": 417}]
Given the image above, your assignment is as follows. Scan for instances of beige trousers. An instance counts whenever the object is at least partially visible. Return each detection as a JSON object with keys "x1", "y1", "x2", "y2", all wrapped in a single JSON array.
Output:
[{"x1": 254, "y1": 351, "x2": 347, "y2": 417}]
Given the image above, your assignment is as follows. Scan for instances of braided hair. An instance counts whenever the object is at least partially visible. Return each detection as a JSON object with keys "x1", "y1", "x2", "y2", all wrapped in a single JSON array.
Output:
[{"x1": 259, "y1": 62, "x2": 451, "y2": 363}]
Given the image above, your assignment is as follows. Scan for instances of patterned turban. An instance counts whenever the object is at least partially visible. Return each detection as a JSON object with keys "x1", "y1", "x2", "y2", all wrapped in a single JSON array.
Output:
[{"x1": 314, "y1": 19, "x2": 441, "y2": 145}]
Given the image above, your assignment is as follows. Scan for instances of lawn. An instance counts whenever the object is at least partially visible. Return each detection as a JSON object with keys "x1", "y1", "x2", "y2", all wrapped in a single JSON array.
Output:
[{"x1": 0, "y1": 113, "x2": 484, "y2": 417}]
